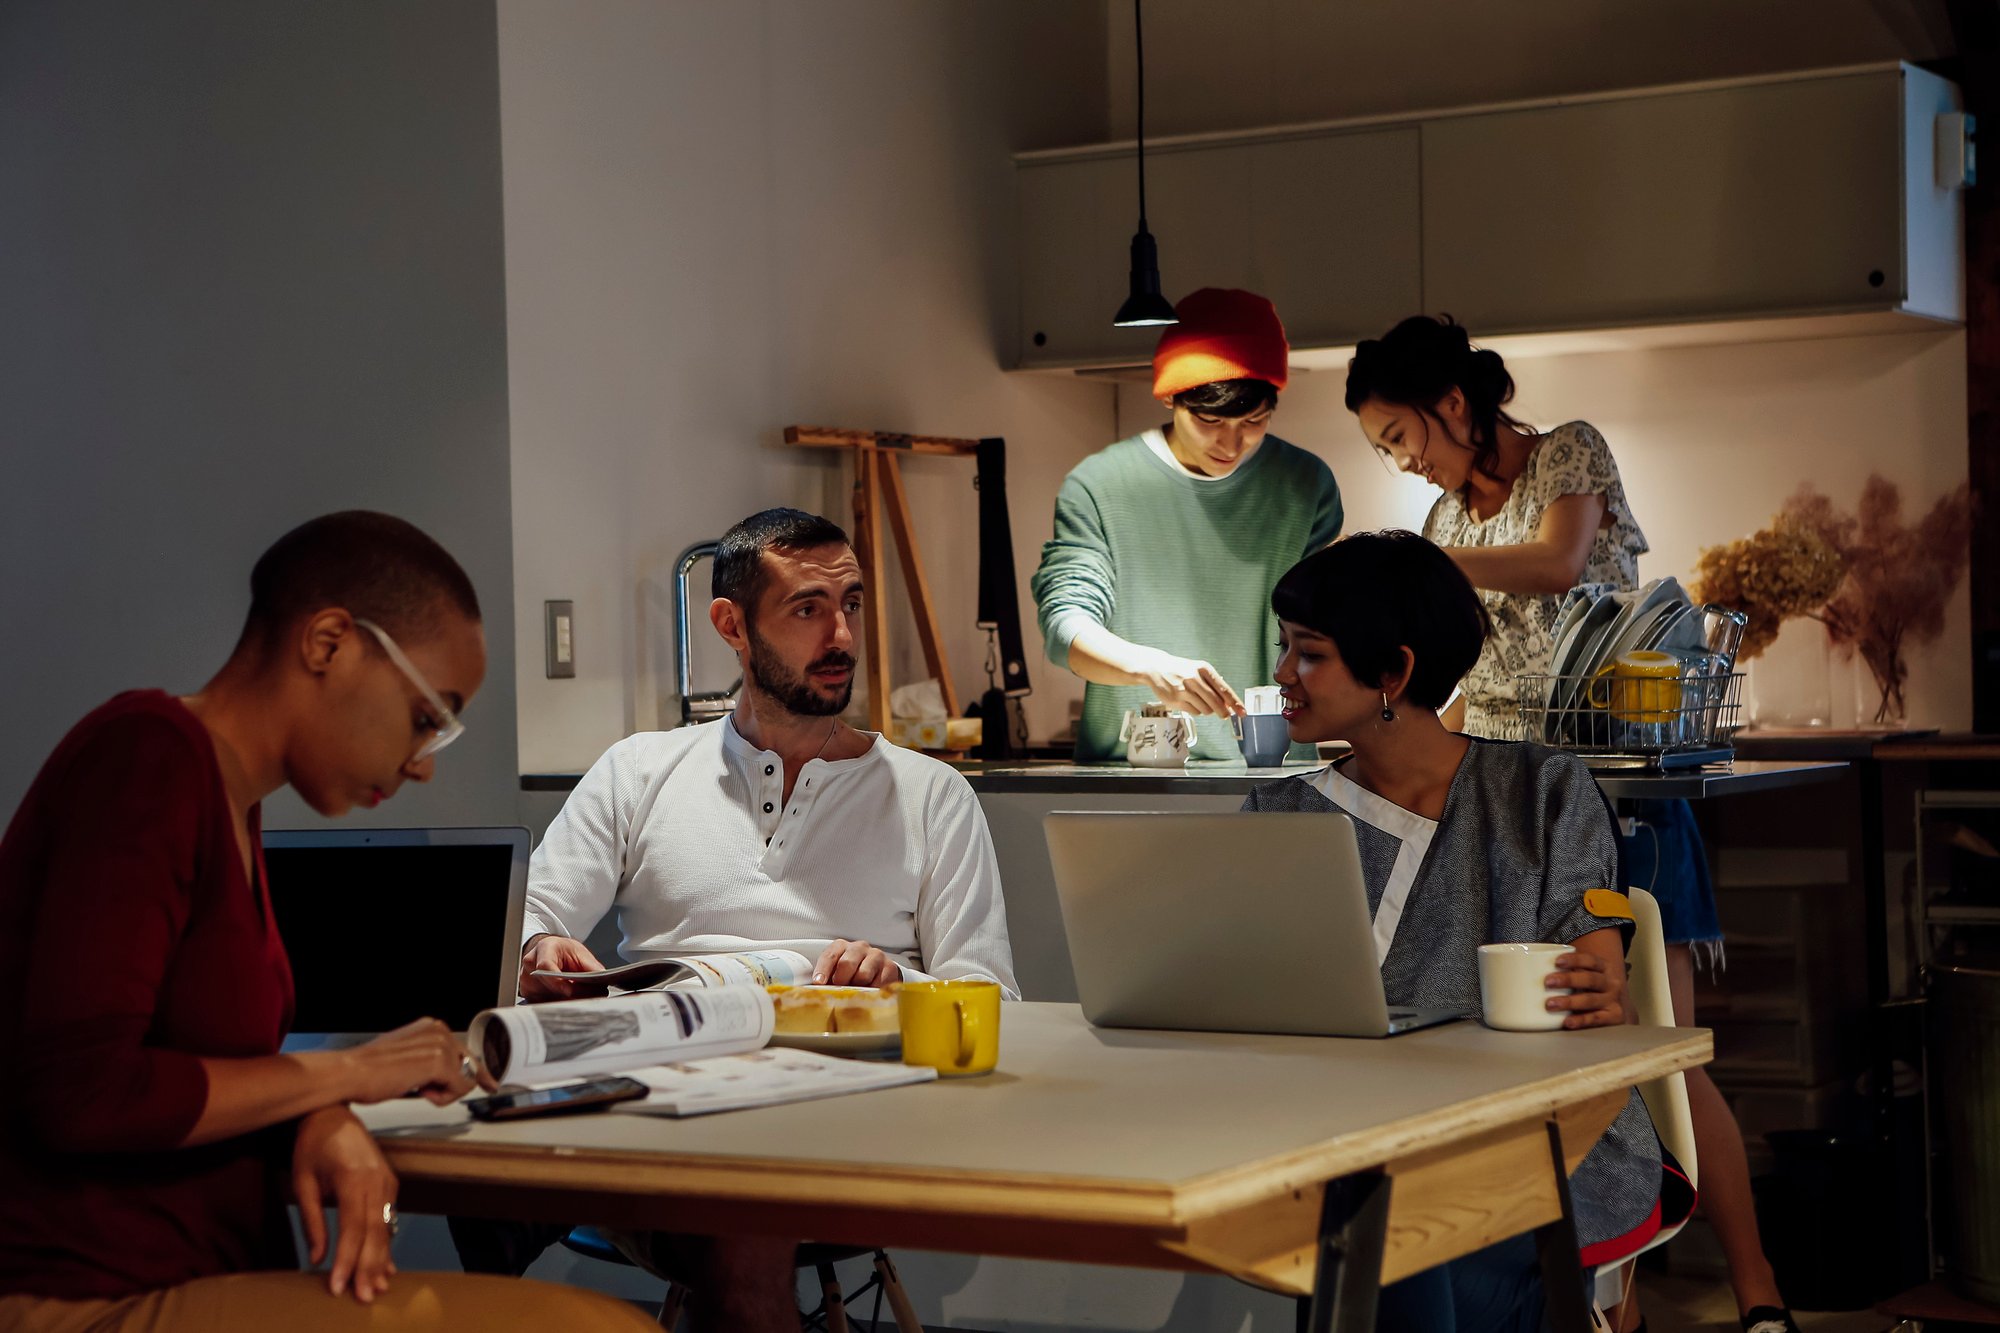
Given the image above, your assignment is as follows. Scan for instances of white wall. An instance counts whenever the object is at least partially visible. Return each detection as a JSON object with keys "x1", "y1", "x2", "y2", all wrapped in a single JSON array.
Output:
[
  {"x1": 1115, "y1": 328, "x2": 1973, "y2": 729},
  {"x1": 0, "y1": 0, "x2": 521, "y2": 830},
  {"x1": 500, "y1": 1, "x2": 1116, "y2": 773}
]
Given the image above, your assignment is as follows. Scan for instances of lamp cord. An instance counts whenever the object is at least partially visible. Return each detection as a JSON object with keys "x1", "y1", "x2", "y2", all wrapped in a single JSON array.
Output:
[{"x1": 1134, "y1": 0, "x2": 1148, "y2": 229}]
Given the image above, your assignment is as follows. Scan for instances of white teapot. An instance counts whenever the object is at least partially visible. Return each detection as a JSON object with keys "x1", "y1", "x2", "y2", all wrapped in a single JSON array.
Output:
[{"x1": 1119, "y1": 704, "x2": 1196, "y2": 768}]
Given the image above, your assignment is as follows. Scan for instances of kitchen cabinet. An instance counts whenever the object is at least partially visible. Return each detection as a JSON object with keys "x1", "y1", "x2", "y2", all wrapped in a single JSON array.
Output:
[
  {"x1": 1013, "y1": 64, "x2": 1963, "y2": 370},
  {"x1": 1015, "y1": 127, "x2": 1422, "y2": 368},
  {"x1": 1421, "y1": 66, "x2": 1961, "y2": 333}
]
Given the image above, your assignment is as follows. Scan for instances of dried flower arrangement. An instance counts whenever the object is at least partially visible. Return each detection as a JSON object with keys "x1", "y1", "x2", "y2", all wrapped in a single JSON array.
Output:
[
  {"x1": 1778, "y1": 477, "x2": 1975, "y2": 724},
  {"x1": 1689, "y1": 518, "x2": 1847, "y2": 661}
]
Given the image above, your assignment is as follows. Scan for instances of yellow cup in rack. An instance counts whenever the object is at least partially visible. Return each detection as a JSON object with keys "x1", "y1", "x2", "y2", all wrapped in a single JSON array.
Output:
[{"x1": 1587, "y1": 650, "x2": 1683, "y2": 723}]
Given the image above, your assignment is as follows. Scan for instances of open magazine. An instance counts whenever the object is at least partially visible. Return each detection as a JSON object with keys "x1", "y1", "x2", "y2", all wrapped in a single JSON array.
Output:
[
  {"x1": 611, "y1": 1046, "x2": 933, "y2": 1117},
  {"x1": 467, "y1": 987, "x2": 932, "y2": 1117},
  {"x1": 530, "y1": 948, "x2": 814, "y2": 992}
]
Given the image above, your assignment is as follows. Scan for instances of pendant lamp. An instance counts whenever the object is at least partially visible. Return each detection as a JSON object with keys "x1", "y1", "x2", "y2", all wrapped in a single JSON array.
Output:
[{"x1": 1112, "y1": 0, "x2": 1177, "y2": 327}]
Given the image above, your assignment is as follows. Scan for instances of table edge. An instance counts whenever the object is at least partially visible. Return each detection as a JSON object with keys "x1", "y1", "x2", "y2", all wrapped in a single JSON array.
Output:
[{"x1": 371, "y1": 1030, "x2": 1712, "y2": 1229}]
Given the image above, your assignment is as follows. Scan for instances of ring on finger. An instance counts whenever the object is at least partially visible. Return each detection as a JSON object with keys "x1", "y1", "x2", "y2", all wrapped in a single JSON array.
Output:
[
  {"x1": 382, "y1": 1202, "x2": 400, "y2": 1237},
  {"x1": 459, "y1": 1053, "x2": 477, "y2": 1082}
]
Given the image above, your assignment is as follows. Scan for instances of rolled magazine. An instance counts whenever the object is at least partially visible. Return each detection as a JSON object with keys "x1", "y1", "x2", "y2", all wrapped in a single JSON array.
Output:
[
  {"x1": 471, "y1": 985, "x2": 774, "y2": 1085},
  {"x1": 467, "y1": 986, "x2": 935, "y2": 1118}
]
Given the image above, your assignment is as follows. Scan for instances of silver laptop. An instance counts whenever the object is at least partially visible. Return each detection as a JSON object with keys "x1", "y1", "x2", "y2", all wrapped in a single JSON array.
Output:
[
  {"x1": 264, "y1": 827, "x2": 530, "y2": 1049},
  {"x1": 1044, "y1": 811, "x2": 1459, "y2": 1038}
]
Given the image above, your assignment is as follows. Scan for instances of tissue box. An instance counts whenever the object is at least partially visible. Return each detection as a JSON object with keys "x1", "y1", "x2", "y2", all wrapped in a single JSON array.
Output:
[
  {"x1": 889, "y1": 717, "x2": 982, "y2": 751},
  {"x1": 890, "y1": 718, "x2": 949, "y2": 750}
]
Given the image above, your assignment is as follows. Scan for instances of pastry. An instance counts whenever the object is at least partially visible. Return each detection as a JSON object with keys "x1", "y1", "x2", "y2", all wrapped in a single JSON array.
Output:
[
  {"x1": 768, "y1": 986, "x2": 832, "y2": 1034},
  {"x1": 830, "y1": 987, "x2": 899, "y2": 1034},
  {"x1": 766, "y1": 984, "x2": 898, "y2": 1035}
]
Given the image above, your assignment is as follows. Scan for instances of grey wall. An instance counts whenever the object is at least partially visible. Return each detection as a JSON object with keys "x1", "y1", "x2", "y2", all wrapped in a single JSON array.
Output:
[
  {"x1": 0, "y1": 1, "x2": 520, "y2": 830},
  {"x1": 1105, "y1": 0, "x2": 1944, "y2": 139},
  {"x1": 499, "y1": 0, "x2": 1116, "y2": 772}
]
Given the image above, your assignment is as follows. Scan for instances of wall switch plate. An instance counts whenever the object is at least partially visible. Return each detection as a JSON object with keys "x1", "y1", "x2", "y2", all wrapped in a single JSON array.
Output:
[
  {"x1": 1937, "y1": 111, "x2": 1976, "y2": 190},
  {"x1": 544, "y1": 600, "x2": 575, "y2": 678}
]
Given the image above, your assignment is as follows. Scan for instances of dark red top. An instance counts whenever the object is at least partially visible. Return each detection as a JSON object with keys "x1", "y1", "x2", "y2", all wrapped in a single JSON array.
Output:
[{"x1": 0, "y1": 691, "x2": 297, "y2": 1299}]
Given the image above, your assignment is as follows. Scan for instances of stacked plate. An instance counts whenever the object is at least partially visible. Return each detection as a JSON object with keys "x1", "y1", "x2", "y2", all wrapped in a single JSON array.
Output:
[{"x1": 1541, "y1": 578, "x2": 1713, "y2": 732}]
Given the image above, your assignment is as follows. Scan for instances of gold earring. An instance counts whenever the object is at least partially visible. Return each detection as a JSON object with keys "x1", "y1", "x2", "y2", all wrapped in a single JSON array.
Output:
[{"x1": 1380, "y1": 692, "x2": 1396, "y2": 722}]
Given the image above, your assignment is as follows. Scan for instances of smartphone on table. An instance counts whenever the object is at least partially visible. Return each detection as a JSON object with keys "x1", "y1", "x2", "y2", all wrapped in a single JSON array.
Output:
[{"x1": 465, "y1": 1075, "x2": 649, "y2": 1121}]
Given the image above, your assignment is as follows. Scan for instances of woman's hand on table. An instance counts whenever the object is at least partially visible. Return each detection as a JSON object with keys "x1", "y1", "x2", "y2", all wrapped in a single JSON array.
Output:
[
  {"x1": 1545, "y1": 946, "x2": 1629, "y2": 1028},
  {"x1": 519, "y1": 932, "x2": 608, "y2": 1002},
  {"x1": 293, "y1": 1106, "x2": 398, "y2": 1304},
  {"x1": 1130, "y1": 649, "x2": 1244, "y2": 717},
  {"x1": 814, "y1": 939, "x2": 904, "y2": 986},
  {"x1": 340, "y1": 1018, "x2": 492, "y2": 1106}
]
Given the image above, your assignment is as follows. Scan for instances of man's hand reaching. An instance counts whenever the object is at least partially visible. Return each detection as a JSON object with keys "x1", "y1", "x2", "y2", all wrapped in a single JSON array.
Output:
[
  {"x1": 813, "y1": 939, "x2": 903, "y2": 987},
  {"x1": 519, "y1": 933, "x2": 608, "y2": 1002}
]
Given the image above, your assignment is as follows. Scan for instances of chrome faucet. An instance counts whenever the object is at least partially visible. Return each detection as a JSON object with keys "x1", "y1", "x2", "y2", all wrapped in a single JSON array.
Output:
[{"x1": 673, "y1": 540, "x2": 739, "y2": 726}]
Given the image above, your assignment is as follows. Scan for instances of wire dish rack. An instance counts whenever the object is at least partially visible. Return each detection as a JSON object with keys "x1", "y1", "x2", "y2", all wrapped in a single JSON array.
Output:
[{"x1": 1512, "y1": 669, "x2": 1745, "y2": 770}]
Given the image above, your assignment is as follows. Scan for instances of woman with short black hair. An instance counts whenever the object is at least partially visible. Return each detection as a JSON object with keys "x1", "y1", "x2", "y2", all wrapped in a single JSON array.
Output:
[{"x1": 1246, "y1": 531, "x2": 1670, "y2": 1332}]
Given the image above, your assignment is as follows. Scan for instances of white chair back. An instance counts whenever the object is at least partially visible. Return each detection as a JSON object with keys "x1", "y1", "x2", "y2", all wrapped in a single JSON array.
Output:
[
  {"x1": 1626, "y1": 887, "x2": 1698, "y2": 1189},
  {"x1": 1592, "y1": 888, "x2": 1701, "y2": 1326}
]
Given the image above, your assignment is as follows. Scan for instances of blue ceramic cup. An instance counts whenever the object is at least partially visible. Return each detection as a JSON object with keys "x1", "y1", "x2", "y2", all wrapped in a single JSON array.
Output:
[{"x1": 1232, "y1": 713, "x2": 1292, "y2": 766}]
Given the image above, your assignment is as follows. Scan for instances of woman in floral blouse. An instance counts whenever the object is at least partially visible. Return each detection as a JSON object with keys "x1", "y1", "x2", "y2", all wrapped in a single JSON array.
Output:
[
  {"x1": 1343, "y1": 315, "x2": 1646, "y2": 739},
  {"x1": 1342, "y1": 316, "x2": 1801, "y2": 1333}
]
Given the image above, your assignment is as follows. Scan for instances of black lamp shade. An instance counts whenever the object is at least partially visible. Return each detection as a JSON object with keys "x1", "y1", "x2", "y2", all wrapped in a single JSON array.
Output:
[{"x1": 1113, "y1": 226, "x2": 1177, "y2": 327}]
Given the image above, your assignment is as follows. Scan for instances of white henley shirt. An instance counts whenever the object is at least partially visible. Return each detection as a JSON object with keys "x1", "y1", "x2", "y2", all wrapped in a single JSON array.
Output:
[{"x1": 523, "y1": 717, "x2": 1019, "y2": 997}]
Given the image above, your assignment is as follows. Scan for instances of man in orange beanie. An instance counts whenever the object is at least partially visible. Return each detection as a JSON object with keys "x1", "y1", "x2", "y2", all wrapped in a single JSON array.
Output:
[{"x1": 1030, "y1": 288, "x2": 1344, "y2": 762}]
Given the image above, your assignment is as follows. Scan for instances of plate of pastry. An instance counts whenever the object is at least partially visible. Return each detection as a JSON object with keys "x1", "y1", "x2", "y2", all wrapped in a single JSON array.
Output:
[{"x1": 765, "y1": 985, "x2": 902, "y2": 1056}]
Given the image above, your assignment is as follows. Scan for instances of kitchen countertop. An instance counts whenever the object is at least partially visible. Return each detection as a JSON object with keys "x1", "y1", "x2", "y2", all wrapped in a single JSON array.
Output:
[
  {"x1": 953, "y1": 758, "x2": 1847, "y2": 801},
  {"x1": 526, "y1": 754, "x2": 1850, "y2": 800},
  {"x1": 1732, "y1": 729, "x2": 2000, "y2": 762}
]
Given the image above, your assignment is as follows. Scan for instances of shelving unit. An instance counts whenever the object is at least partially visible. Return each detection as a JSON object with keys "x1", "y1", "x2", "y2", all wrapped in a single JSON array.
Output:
[
  {"x1": 1913, "y1": 790, "x2": 2000, "y2": 972},
  {"x1": 1912, "y1": 789, "x2": 2000, "y2": 1298}
]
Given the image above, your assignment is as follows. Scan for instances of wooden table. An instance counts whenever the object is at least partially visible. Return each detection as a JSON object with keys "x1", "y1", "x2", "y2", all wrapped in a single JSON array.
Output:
[{"x1": 364, "y1": 1004, "x2": 1710, "y2": 1332}]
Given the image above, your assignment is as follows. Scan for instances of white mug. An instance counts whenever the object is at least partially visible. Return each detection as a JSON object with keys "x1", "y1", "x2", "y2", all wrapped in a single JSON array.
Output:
[
  {"x1": 1476, "y1": 942, "x2": 1571, "y2": 1031},
  {"x1": 1118, "y1": 709, "x2": 1195, "y2": 767},
  {"x1": 1242, "y1": 685, "x2": 1285, "y2": 716}
]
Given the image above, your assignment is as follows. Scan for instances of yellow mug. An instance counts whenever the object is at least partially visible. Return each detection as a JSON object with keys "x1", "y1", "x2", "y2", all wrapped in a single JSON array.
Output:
[
  {"x1": 1586, "y1": 650, "x2": 1683, "y2": 723},
  {"x1": 897, "y1": 979, "x2": 1000, "y2": 1077}
]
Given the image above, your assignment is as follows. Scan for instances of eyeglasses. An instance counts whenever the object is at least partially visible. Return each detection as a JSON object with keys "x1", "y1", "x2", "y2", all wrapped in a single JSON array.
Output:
[{"x1": 354, "y1": 618, "x2": 464, "y2": 763}]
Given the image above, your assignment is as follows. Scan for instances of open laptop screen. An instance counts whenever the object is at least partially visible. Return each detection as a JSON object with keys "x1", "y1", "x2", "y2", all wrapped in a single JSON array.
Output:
[{"x1": 264, "y1": 827, "x2": 529, "y2": 1035}]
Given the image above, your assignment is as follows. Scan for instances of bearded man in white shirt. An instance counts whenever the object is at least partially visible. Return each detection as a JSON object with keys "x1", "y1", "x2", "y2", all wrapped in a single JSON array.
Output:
[
  {"x1": 452, "y1": 508, "x2": 1017, "y2": 1332},
  {"x1": 518, "y1": 506, "x2": 1018, "y2": 1000}
]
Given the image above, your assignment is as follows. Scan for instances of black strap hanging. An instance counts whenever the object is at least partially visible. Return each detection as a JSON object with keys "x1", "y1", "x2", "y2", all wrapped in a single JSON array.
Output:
[{"x1": 974, "y1": 437, "x2": 1031, "y2": 698}]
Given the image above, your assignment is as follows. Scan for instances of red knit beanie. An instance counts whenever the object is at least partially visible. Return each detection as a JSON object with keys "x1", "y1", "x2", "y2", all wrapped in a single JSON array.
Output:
[{"x1": 1151, "y1": 288, "x2": 1290, "y2": 400}]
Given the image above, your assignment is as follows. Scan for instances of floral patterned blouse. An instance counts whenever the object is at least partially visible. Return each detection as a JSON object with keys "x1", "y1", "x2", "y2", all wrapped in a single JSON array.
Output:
[{"x1": 1423, "y1": 421, "x2": 1649, "y2": 738}]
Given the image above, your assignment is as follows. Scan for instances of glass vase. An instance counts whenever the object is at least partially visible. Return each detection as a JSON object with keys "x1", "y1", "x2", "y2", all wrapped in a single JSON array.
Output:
[
  {"x1": 1749, "y1": 618, "x2": 1833, "y2": 728},
  {"x1": 1852, "y1": 646, "x2": 1909, "y2": 729}
]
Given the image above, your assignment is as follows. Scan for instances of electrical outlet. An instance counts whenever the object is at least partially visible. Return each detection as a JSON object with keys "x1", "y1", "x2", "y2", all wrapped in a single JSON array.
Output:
[{"x1": 545, "y1": 600, "x2": 575, "y2": 679}]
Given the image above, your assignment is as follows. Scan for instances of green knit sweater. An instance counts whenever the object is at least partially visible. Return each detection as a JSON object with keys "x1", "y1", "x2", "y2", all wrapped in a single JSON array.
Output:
[{"x1": 1031, "y1": 428, "x2": 1344, "y2": 762}]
